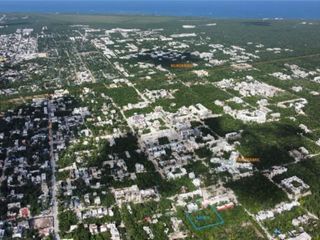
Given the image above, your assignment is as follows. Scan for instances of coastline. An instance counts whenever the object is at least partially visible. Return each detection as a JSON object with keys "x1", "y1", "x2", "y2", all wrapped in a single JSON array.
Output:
[{"x1": 1, "y1": 1, "x2": 320, "y2": 20}]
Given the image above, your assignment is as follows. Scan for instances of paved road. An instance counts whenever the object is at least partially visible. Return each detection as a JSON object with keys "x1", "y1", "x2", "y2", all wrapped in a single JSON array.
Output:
[
  {"x1": 47, "y1": 100, "x2": 60, "y2": 240},
  {"x1": 242, "y1": 205, "x2": 273, "y2": 240}
]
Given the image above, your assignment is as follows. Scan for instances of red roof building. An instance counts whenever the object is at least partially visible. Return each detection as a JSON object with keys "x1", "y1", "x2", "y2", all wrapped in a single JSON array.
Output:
[{"x1": 19, "y1": 207, "x2": 30, "y2": 218}]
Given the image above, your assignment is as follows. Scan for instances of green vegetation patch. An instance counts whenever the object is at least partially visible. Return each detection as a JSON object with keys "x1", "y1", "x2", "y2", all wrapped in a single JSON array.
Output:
[
  {"x1": 186, "y1": 206, "x2": 224, "y2": 231},
  {"x1": 179, "y1": 205, "x2": 266, "y2": 240},
  {"x1": 106, "y1": 87, "x2": 141, "y2": 107},
  {"x1": 120, "y1": 200, "x2": 173, "y2": 240},
  {"x1": 237, "y1": 123, "x2": 305, "y2": 169},
  {"x1": 227, "y1": 174, "x2": 288, "y2": 214},
  {"x1": 204, "y1": 115, "x2": 244, "y2": 137}
]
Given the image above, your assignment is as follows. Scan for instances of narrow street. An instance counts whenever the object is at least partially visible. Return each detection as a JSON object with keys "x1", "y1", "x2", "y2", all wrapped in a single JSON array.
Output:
[{"x1": 47, "y1": 99, "x2": 60, "y2": 240}]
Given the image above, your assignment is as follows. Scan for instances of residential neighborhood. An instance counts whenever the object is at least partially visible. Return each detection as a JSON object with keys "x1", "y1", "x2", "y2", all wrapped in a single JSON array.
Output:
[{"x1": 0, "y1": 13, "x2": 320, "y2": 240}]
